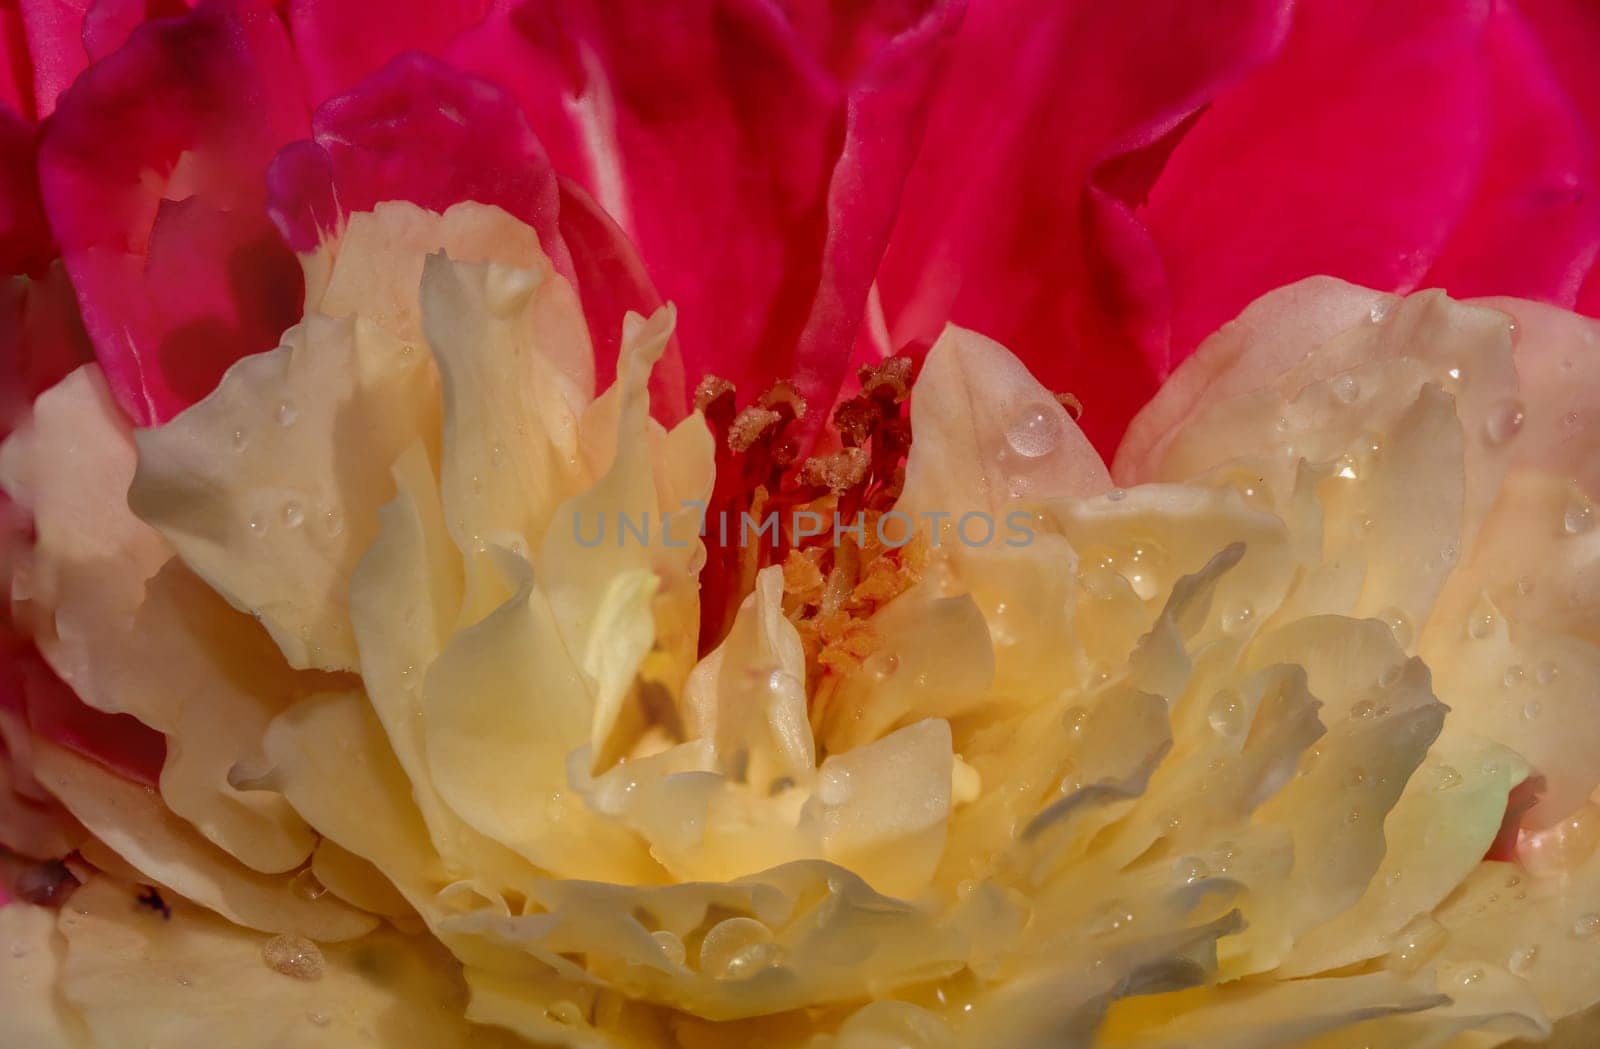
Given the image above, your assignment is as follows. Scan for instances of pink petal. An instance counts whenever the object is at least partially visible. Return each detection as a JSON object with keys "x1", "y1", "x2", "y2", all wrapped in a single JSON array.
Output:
[
  {"x1": 284, "y1": 0, "x2": 491, "y2": 102},
  {"x1": 1422, "y1": 2, "x2": 1600, "y2": 305},
  {"x1": 82, "y1": 0, "x2": 192, "y2": 62},
  {"x1": 2, "y1": 2, "x2": 33, "y2": 117},
  {"x1": 450, "y1": 0, "x2": 958, "y2": 434},
  {"x1": 1141, "y1": 0, "x2": 1491, "y2": 363},
  {"x1": 1512, "y1": 0, "x2": 1600, "y2": 318},
  {"x1": 0, "y1": 263, "x2": 94, "y2": 435},
  {"x1": 0, "y1": 102, "x2": 53, "y2": 276},
  {"x1": 38, "y1": 1, "x2": 309, "y2": 426},
  {"x1": 0, "y1": 636, "x2": 163, "y2": 788},
  {"x1": 557, "y1": 177, "x2": 686, "y2": 422},
  {"x1": 876, "y1": 0, "x2": 1294, "y2": 455},
  {"x1": 15, "y1": 0, "x2": 88, "y2": 117},
  {"x1": 267, "y1": 51, "x2": 570, "y2": 282}
]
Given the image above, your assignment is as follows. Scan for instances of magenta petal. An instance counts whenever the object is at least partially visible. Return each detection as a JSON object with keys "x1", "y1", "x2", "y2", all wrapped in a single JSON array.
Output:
[
  {"x1": 0, "y1": 103, "x2": 53, "y2": 276},
  {"x1": 38, "y1": 1, "x2": 309, "y2": 426},
  {"x1": 16, "y1": 0, "x2": 88, "y2": 117},
  {"x1": 557, "y1": 177, "x2": 686, "y2": 422},
  {"x1": 2, "y1": 2, "x2": 35, "y2": 117},
  {"x1": 0, "y1": 638, "x2": 164, "y2": 787},
  {"x1": 267, "y1": 52, "x2": 572, "y2": 279},
  {"x1": 1421, "y1": 2, "x2": 1600, "y2": 306},
  {"x1": 1142, "y1": 0, "x2": 1492, "y2": 360},
  {"x1": 451, "y1": 0, "x2": 958, "y2": 429},
  {"x1": 285, "y1": 0, "x2": 491, "y2": 102},
  {"x1": 1, "y1": 263, "x2": 93, "y2": 434},
  {"x1": 876, "y1": 0, "x2": 1294, "y2": 454},
  {"x1": 81, "y1": 0, "x2": 191, "y2": 62}
]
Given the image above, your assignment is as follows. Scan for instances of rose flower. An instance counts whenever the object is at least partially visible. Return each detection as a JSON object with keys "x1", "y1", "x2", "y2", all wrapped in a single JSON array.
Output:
[{"x1": 4, "y1": 2, "x2": 1600, "y2": 1049}]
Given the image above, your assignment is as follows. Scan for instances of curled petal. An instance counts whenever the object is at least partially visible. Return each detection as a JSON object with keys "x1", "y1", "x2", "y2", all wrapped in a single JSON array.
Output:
[{"x1": 38, "y1": 1, "x2": 308, "y2": 425}]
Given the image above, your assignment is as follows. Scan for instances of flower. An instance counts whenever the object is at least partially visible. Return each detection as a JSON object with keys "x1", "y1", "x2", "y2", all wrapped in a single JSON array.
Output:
[
  {"x1": 4, "y1": 193, "x2": 1600, "y2": 1047},
  {"x1": 6, "y1": 2, "x2": 1600, "y2": 1047},
  {"x1": 6, "y1": 0, "x2": 1600, "y2": 449}
]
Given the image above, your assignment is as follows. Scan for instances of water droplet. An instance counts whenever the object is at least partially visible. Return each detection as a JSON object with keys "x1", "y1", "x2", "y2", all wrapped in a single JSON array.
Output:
[
  {"x1": 282, "y1": 501, "x2": 304, "y2": 529},
  {"x1": 275, "y1": 400, "x2": 299, "y2": 427},
  {"x1": 288, "y1": 869, "x2": 327, "y2": 902},
  {"x1": 1435, "y1": 765, "x2": 1463, "y2": 791},
  {"x1": 1378, "y1": 664, "x2": 1403, "y2": 688},
  {"x1": 1351, "y1": 699, "x2": 1379, "y2": 720},
  {"x1": 864, "y1": 651, "x2": 899, "y2": 681},
  {"x1": 1177, "y1": 857, "x2": 1209, "y2": 884},
  {"x1": 1564, "y1": 410, "x2": 1581, "y2": 429},
  {"x1": 1509, "y1": 945, "x2": 1539, "y2": 976},
  {"x1": 1563, "y1": 497, "x2": 1595, "y2": 536},
  {"x1": 1005, "y1": 403, "x2": 1063, "y2": 459},
  {"x1": 323, "y1": 509, "x2": 344, "y2": 537},
  {"x1": 1345, "y1": 807, "x2": 1363, "y2": 825},
  {"x1": 1441, "y1": 543, "x2": 1459, "y2": 564},
  {"x1": 1572, "y1": 913, "x2": 1600, "y2": 941},
  {"x1": 1504, "y1": 665, "x2": 1525, "y2": 688},
  {"x1": 1207, "y1": 690, "x2": 1245, "y2": 736},
  {"x1": 818, "y1": 765, "x2": 853, "y2": 805},
  {"x1": 262, "y1": 935, "x2": 324, "y2": 981},
  {"x1": 1522, "y1": 701, "x2": 1543, "y2": 721},
  {"x1": 1332, "y1": 375, "x2": 1360, "y2": 404},
  {"x1": 1369, "y1": 301, "x2": 1393, "y2": 323},
  {"x1": 1107, "y1": 488, "x2": 1127, "y2": 502},
  {"x1": 1390, "y1": 915, "x2": 1446, "y2": 972},
  {"x1": 699, "y1": 917, "x2": 773, "y2": 979},
  {"x1": 1484, "y1": 399, "x2": 1526, "y2": 446},
  {"x1": 652, "y1": 930, "x2": 687, "y2": 967},
  {"x1": 1222, "y1": 605, "x2": 1255, "y2": 634},
  {"x1": 1458, "y1": 967, "x2": 1484, "y2": 986},
  {"x1": 1447, "y1": 366, "x2": 1464, "y2": 382},
  {"x1": 1088, "y1": 900, "x2": 1136, "y2": 937},
  {"x1": 1516, "y1": 575, "x2": 1536, "y2": 597},
  {"x1": 306, "y1": 1012, "x2": 330, "y2": 1027},
  {"x1": 247, "y1": 514, "x2": 269, "y2": 537},
  {"x1": 1468, "y1": 612, "x2": 1496, "y2": 640},
  {"x1": 1377, "y1": 607, "x2": 1413, "y2": 648},
  {"x1": 1063, "y1": 706, "x2": 1090, "y2": 736},
  {"x1": 231, "y1": 429, "x2": 248, "y2": 452},
  {"x1": 489, "y1": 442, "x2": 506, "y2": 467},
  {"x1": 1536, "y1": 661, "x2": 1561, "y2": 686},
  {"x1": 547, "y1": 1000, "x2": 584, "y2": 1025}
]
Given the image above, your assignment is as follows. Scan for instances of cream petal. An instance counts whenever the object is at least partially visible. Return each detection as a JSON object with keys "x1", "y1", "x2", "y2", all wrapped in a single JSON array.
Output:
[
  {"x1": 56, "y1": 877, "x2": 514, "y2": 1048},
  {"x1": 130, "y1": 312, "x2": 440, "y2": 672},
  {"x1": 0, "y1": 902, "x2": 86, "y2": 1047},
  {"x1": 901, "y1": 325, "x2": 1111, "y2": 524},
  {"x1": 31, "y1": 740, "x2": 375, "y2": 941}
]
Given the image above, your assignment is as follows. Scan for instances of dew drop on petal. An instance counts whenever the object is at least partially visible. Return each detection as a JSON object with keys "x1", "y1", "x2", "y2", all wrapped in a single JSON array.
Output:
[
  {"x1": 262, "y1": 935, "x2": 324, "y2": 981},
  {"x1": 1509, "y1": 945, "x2": 1539, "y2": 976},
  {"x1": 1377, "y1": 607, "x2": 1413, "y2": 648},
  {"x1": 288, "y1": 869, "x2": 327, "y2": 902},
  {"x1": 1390, "y1": 915, "x2": 1446, "y2": 972},
  {"x1": 1536, "y1": 661, "x2": 1561, "y2": 686},
  {"x1": 1563, "y1": 498, "x2": 1595, "y2": 536},
  {"x1": 652, "y1": 930, "x2": 687, "y2": 967},
  {"x1": 1484, "y1": 399, "x2": 1526, "y2": 446},
  {"x1": 282, "y1": 501, "x2": 304, "y2": 529},
  {"x1": 1504, "y1": 665, "x2": 1524, "y2": 688},
  {"x1": 231, "y1": 429, "x2": 248, "y2": 452},
  {"x1": 275, "y1": 400, "x2": 299, "y2": 427},
  {"x1": 699, "y1": 917, "x2": 773, "y2": 979},
  {"x1": 247, "y1": 514, "x2": 268, "y2": 537},
  {"x1": 1522, "y1": 701, "x2": 1543, "y2": 721},
  {"x1": 1332, "y1": 375, "x2": 1360, "y2": 404},
  {"x1": 1435, "y1": 765, "x2": 1463, "y2": 791},
  {"x1": 1107, "y1": 488, "x2": 1127, "y2": 502},
  {"x1": 1004, "y1": 403, "x2": 1062, "y2": 459},
  {"x1": 1468, "y1": 612, "x2": 1496, "y2": 640},
  {"x1": 547, "y1": 1001, "x2": 584, "y2": 1025},
  {"x1": 323, "y1": 509, "x2": 344, "y2": 537},
  {"x1": 1458, "y1": 967, "x2": 1484, "y2": 986},
  {"x1": 1572, "y1": 913, "x2": 1600, "y2": 942}
]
